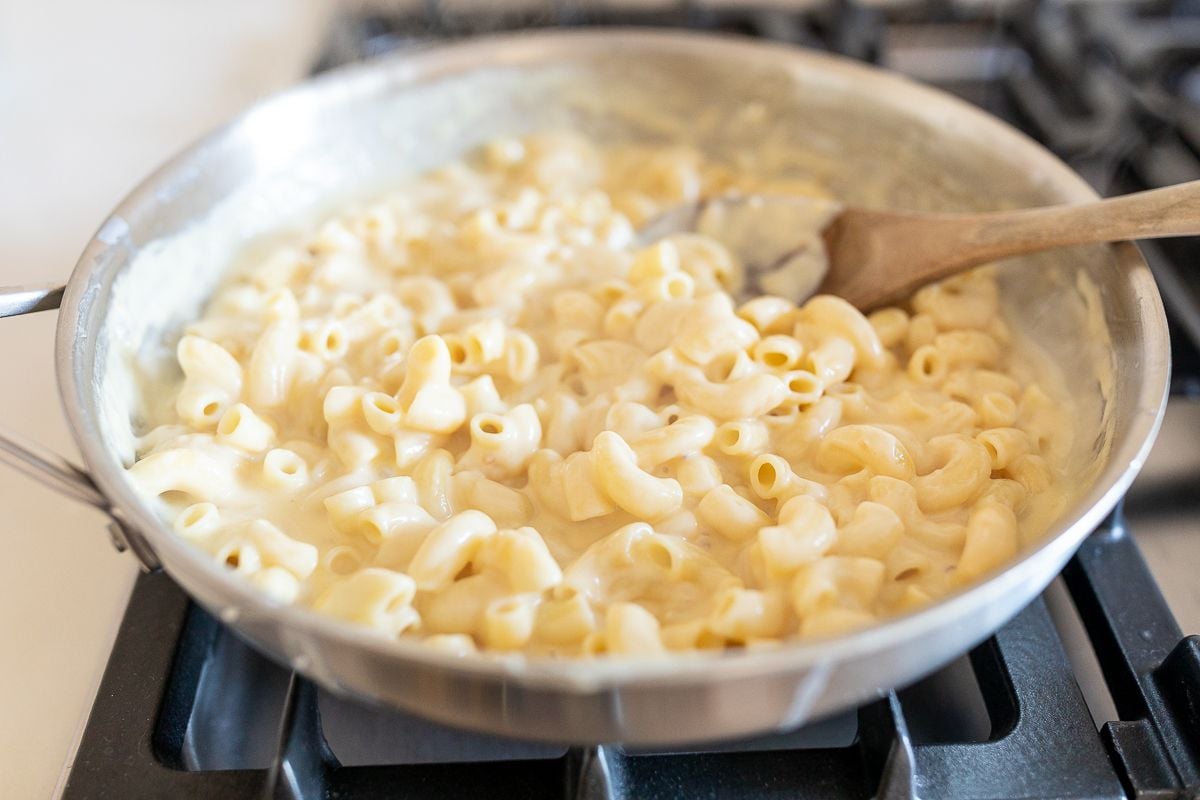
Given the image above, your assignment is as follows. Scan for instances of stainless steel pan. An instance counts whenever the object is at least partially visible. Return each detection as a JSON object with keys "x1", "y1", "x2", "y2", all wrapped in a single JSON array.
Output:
[{"x1": 0, "y1": 30, "x2": 1170, "y2": 744}]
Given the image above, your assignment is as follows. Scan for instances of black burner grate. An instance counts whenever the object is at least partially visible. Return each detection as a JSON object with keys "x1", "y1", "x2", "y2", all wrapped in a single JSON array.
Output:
[
  {"x1": 62, "y1": 514, "x2": 1200, "y2": 799},
  {"x1": 63, "y1": 3, "x2": 1200, "y2": 798}
]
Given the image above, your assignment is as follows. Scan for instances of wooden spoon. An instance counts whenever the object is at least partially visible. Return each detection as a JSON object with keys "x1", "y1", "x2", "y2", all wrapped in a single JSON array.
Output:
[{"x1": 641, "y1": 180, "x2": 1200, "y2": 309}]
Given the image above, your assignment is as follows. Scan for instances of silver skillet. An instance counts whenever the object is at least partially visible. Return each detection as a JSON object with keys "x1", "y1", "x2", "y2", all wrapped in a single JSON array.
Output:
[{"x1": 0, "y1": 30, "x2": 1170, "y2": 744}]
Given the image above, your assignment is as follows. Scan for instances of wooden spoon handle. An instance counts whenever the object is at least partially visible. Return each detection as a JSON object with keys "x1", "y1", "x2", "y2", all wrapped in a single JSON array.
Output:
[
  {"x1": 826, "y1": 179, "x2": 1200, "y2": 309},
  {"x1": 962, "y1": 178, "x2": 1200, "y2": 258}
]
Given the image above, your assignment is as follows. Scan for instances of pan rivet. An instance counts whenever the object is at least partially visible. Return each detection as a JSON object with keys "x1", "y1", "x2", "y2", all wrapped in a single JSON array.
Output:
[
  {"x1": 219, "y1": 606, "x2": 241, "y2": 624},
  {"x1": 106, "y1": 522, "x2": 129, "y2": 554}
]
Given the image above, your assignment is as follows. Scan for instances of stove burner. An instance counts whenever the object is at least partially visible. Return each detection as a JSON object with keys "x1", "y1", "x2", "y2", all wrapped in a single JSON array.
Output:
[{"x1": 62, "y1": 2, "x2": 1200, "y2": 797}]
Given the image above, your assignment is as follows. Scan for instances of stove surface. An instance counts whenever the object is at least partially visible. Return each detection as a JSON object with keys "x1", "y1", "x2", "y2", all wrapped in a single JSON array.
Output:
[{"x1": 1126, "y1": 399, "x2": 1200, "y2": 633}]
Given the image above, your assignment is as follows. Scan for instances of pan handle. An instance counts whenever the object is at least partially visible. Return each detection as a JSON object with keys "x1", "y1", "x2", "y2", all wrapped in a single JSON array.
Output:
[
  {"x1": 0, "y1": 283, "x2": 160, "y2": 570},
  {"x1": 0, "y1": 425, "x2": 109, "y2": 509},
  {"x1": 0, "y1": 283, "x2": 66, "y2": 318}
]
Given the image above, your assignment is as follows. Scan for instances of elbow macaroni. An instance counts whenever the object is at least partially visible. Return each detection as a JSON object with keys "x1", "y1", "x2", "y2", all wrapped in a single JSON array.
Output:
[{"x1": 127, "y1": 133, "x2": 1073, "y2": 657}]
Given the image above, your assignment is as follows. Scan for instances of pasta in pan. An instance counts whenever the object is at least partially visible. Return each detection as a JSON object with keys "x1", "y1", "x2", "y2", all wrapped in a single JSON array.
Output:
[{"x1": 127, "y1": 133, "x2": 1072, "y2": 657}]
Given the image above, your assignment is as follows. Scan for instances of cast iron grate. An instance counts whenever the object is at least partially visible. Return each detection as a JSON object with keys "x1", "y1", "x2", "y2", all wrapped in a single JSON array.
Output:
[{"x1": 61, "y1": 513, "x2": 1199, "y2": 798}]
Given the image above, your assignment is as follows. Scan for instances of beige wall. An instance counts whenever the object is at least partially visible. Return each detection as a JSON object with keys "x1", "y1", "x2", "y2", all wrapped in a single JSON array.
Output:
[{"x1": 0, "y1": 3, "x2": 329, "y2": 795}]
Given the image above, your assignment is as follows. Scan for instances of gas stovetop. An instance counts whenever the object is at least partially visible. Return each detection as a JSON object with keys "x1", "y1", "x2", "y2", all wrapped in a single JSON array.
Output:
[{"x1": 62, "y1": 2, "x2": 1200, "y2": 798}]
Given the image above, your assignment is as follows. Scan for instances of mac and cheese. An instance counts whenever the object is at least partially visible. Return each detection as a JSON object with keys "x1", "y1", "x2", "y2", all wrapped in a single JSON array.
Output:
[{"x1": 128, "y1": 133, "x2": 1072, "y2": 657}]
